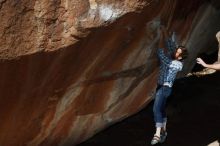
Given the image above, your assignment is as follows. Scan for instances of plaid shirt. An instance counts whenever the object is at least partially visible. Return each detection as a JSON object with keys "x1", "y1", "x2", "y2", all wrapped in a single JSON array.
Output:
[{"x1": 157, "y1": 38, "x2": 183, "y2": 87}]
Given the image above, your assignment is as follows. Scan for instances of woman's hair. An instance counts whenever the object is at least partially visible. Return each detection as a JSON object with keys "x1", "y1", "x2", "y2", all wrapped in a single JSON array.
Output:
[{"x1": 176, "y1": 45, "x2": 188, "y2": 60}]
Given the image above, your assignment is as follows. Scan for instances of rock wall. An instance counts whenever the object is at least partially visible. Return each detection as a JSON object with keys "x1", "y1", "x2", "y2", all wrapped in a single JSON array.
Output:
[{"x1": 0, "y1": 0, "x2": 220, "y2": 146}]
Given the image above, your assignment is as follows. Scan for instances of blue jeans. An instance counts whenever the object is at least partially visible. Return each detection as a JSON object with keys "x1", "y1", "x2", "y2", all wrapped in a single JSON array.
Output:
[{"x1": 153, "y1": 86, "x2": 172, "y2": 127}]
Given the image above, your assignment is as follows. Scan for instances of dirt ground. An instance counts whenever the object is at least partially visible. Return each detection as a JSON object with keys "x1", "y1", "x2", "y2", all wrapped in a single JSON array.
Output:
[{"x1": 78, "y1": 72, "x2": 220, "y2": 146}]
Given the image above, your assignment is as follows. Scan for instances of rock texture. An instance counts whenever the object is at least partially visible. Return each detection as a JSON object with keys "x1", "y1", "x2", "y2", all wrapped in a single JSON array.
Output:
[
  {"x1": 0, "y1": 0, "x2": 146, "y2": 59},
  {"x1": 0, "y1": 0, "x2": 220, "y2": 146}
]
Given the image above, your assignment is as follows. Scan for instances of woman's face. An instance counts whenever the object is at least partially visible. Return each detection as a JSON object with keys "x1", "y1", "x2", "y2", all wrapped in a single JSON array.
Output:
[{"x1": 175, "y1": 48, "x2": 182, "y2": 60}]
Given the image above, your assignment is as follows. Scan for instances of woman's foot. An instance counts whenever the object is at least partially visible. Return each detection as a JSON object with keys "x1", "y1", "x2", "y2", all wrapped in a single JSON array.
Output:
[{"x1": 151, "y1": 134, "x2": 161, "y2": 145}]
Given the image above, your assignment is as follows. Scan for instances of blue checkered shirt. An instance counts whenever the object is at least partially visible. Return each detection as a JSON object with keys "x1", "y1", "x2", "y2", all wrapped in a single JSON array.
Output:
[{"x1": 157, "y1": 38, "x2": 183, "y2": 87}]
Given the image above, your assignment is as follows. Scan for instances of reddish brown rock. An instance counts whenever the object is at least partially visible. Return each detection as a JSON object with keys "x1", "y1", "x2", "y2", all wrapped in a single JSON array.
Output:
[{"x1": 0, "y1": 0, "x2": 220, "y2": 146}]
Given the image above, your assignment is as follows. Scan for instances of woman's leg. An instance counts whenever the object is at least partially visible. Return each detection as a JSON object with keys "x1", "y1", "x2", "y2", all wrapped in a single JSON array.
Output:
[
  {"x1": 153, "y1": 87, "x2": 166, "y2": 133},
  {"x1": 161, "y1": 87, "x2": 172, "y2": 131},
  {"x1": 152, "y1": 87, "x2": 167, "y2": 145}
]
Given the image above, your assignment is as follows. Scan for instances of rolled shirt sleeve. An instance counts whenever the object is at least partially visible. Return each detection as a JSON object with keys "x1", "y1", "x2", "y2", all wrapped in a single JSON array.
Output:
[
  {"x1": 166, "y1": 38, "x2": 176, "y2": 57},
  {"x1": 157, "y1": 48, "x2": 172, "y2": 66}
]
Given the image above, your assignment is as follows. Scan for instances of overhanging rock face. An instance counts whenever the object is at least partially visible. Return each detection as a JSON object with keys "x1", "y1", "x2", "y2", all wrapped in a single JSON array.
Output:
[{"x1": 0, "y1": 0, "x2": 220, "y2": 146}]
